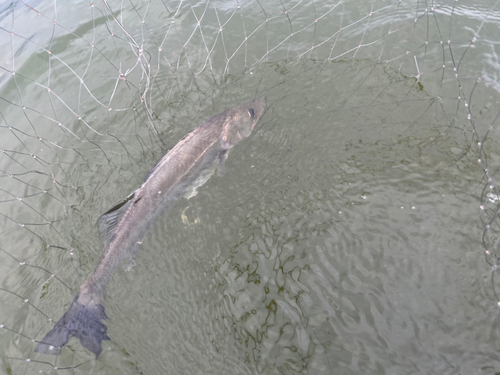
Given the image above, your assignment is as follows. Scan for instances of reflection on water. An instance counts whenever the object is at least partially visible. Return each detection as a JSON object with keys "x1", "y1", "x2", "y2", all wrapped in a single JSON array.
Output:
[{"x1": 1, "y1": 1, "x2": 500, "y2": 374}]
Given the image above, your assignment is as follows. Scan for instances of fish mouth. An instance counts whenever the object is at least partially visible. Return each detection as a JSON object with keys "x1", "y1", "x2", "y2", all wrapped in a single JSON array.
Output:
[
  {"x1": 252, "y1": 97, "x2": 267, "y2": 129},
  {"x1": 252, "y1": 117, "x2": 260, "y2": 130}
]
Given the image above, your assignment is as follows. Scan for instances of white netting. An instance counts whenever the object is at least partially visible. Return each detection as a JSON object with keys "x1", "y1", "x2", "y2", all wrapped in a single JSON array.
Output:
[{"x1": 1, "y1": 0, "x2": 500, "y2": 374}]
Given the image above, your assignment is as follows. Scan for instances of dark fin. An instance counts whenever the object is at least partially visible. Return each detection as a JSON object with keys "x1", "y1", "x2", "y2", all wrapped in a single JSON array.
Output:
[
  {"x1": 98, "y1": 191, "x2": 135, "y2": 248},
  {"x1": 35, "y1": 294, "x2": 110, "y2": 358}
]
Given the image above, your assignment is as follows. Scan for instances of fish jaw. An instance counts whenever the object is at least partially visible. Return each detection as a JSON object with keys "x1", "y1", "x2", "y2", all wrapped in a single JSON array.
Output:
[{"x1": 251, "y1": 97, "x2": 266, "y2": 129}]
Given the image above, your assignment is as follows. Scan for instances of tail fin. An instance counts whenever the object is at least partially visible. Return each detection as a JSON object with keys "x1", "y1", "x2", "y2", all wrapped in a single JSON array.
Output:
[{"x1": 35, "y1": 294, "x2": 110, "y2": 357}]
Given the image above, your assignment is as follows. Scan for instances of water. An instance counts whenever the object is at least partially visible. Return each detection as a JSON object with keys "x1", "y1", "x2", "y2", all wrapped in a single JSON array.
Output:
[{"x1": 1, "y1": 1, "x2": 500, "y2": 374}]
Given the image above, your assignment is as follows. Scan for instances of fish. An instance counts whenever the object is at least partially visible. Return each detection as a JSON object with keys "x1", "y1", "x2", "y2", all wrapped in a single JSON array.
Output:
[{"x1": 35, "y1": 98, "x2": 266, "y2": 357}]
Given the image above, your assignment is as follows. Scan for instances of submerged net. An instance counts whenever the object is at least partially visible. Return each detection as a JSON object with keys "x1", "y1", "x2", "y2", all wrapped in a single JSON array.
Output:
[{"x1": 1, "y1": 0, "x2": 500, "y2": 374}]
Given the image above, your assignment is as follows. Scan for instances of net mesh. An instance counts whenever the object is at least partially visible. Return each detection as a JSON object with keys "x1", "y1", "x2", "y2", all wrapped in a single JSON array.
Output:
[{"x1": 1, "y1": 0, "x2": 500, "y2": 373}]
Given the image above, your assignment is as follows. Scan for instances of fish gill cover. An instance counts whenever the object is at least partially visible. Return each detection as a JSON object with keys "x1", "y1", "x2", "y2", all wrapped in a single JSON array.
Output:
[{"x1": 0, "y1": 0, "x2": 500, "y2": 374}]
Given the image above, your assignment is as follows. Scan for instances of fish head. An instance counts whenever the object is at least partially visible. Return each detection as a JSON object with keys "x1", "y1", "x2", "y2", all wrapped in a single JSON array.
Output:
[{"x1": 221, "y1": 97, "x2": 266, "y2": 149}]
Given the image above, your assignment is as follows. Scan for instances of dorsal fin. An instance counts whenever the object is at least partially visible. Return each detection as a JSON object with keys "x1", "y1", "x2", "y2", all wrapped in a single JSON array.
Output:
[
  {"x1": 143, "y1": 157, "x2": 163, "y2": 183},
  {"x1": 97, "y1": 191, "x2": 136, "y2": 248}
]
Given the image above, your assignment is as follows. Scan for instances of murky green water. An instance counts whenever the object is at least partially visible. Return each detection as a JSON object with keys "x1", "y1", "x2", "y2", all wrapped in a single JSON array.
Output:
[{"x1": 1, "y1": 1, "x2": 500, "y2": 374}]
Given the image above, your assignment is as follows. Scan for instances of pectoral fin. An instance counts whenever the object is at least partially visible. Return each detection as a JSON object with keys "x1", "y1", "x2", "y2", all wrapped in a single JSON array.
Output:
[
  {"x1": 124, "y1": 240, "x2": 142, "y2": 271},
  {"x1": 182, "y1": 156, "x2": 221, "y2": 200},
  {"x1": 217, "y1": 150, "x2": 228, "y2": 177}
]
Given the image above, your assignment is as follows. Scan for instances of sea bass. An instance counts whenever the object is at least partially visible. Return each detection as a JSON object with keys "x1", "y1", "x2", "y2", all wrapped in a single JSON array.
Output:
[{"x1": 35, "y1": 98, "x2": 266, "y2": 357}]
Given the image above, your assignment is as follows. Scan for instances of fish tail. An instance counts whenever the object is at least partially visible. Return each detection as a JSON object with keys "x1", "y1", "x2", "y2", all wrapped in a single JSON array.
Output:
[{"x1": 35, "y1": 294, "x2": 110, "y2": 357}]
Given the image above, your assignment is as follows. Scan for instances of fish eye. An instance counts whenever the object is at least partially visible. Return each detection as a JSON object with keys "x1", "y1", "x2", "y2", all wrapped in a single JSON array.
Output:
[{"x1": 248, "y1": 108, "x2": 255, "y2": 118}]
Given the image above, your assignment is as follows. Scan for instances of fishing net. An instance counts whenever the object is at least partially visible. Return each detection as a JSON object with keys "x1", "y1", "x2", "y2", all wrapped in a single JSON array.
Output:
[{"x1": 1, "y1": 0, "x2": 500, "y2": 374}]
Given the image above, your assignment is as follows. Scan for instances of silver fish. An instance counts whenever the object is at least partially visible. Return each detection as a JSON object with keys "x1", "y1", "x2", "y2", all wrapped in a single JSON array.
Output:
[{"x1": 35, "y1": 98, "x2": 266, "y2": 357}]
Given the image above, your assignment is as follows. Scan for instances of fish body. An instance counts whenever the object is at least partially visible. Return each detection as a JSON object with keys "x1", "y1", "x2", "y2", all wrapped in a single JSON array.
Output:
[{"x1": 35, "y1": 98, "x2": 266, "y2": 357}]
